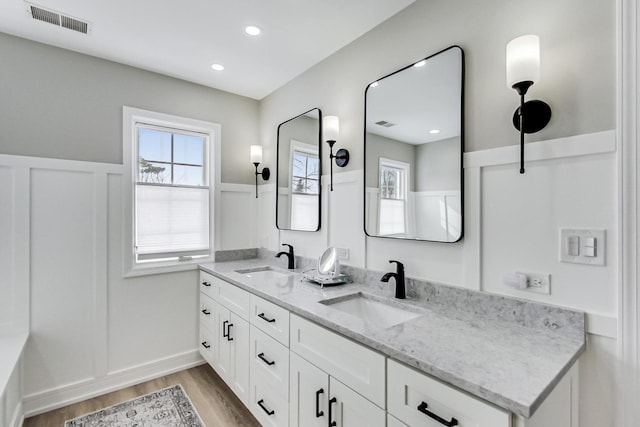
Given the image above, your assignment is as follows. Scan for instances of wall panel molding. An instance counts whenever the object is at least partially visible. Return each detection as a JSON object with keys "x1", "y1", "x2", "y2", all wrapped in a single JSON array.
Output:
[
  {"x1": 618, "y1": 0, "x2": 639, "y2": 424},
  {"x1": 464, "y1": 130, "x2": 616, "y2": 169},
  {"x1": 23, "y1": 350, "x2": 204, "y2": 417}
]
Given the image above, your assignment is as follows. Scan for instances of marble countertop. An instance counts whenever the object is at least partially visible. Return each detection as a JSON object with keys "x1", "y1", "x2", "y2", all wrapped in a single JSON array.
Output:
[{"x1": 199, "y1": 258, "x2": 585, "y2": 418}]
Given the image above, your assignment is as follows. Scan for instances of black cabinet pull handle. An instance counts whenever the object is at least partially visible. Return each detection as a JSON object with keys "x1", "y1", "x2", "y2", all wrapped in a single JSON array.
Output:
[
  {"x1": 315, "y1": 388, "x2": 324, "y2": 418},
  {"x1": 258, "y1": 352, "x2": 275, "y2": 366},
  {"x1": 201, "y1": 309, "x2": 210, "y2": 315},
  {"x1": 227, "y1": 323, "x2": 234, "y2": 341},
  {"x1": 257, "y1": 399, "x2": 275, "y2": 416},
  {"x1": 201, "y1": 341, "x2": 210, "y2": 349},
  {"x1": 417, "y1": 401, "x2": 458, "y2": 426},
  {"x1": 258, "y1": 313, "x2": 276, "y2": 323},
  {"x1": 222, "y1": 320, "x2": 229, "y2": 337},
  {"x1": 201, "y1": 281, "x2": 211, "y2": 287},
  {"x1": 328, "y1": 397, "x2": 337, "y2": 427}
]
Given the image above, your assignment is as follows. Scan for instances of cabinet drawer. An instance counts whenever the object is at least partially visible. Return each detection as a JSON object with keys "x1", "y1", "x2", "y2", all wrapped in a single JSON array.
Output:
[
  {"x1": 199, "y1": 271, "x2": 216, "y2": 298},
  {"x1": 213, "y1": 276, "x2": 251, "y2": 320},
  {"x1": 249, "y1": 378, "x2": 288, "y2": 427},
  {"x1": 199, "y1": 293, "x2": 216, "y2": 330},
  {"x1": 250, "y1": 326, "x2": 289, "y2": 396},
  {"x1": 290, "y1": 314, "x2": 385, "y2": 408},
  {"x1": 199, "y1": 323, "x2": 215, "y2": 365},
  {"x1": 251, "y1": 294, "x2": 290, "y2": 346},
  {"x1": 388, "y1": 359, "x2": 510, "y2": 427}
]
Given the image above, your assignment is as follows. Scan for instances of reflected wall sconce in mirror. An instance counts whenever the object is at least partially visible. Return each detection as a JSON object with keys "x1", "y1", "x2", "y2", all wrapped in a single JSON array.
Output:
[
  {"x1": 251, "y1": 145, "x2": 270, "y2": 198},
  {"x1": 324, "y1": 115, "x2": 349, "y2": 191},
  {"x1": 506, "y1": 35, "x2": 552, "y2": 174}
]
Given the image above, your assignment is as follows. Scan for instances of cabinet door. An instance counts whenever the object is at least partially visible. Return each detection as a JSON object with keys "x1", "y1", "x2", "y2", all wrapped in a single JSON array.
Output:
[
  {"x1": 229, "y1": 311, "x2": 250, "y2": 404},
  {"x1": 290, "y1": 353, "x2": 329, "y2": 427},
  {"x1": 215, "y1": 306, "x2": 250, "y2": 404},
  {"x1": 215, "y1": 305, "x2": 232, "y2": 381},
  {"x1": 328, "y1": 377, "x2": 385, "y2": 427}
]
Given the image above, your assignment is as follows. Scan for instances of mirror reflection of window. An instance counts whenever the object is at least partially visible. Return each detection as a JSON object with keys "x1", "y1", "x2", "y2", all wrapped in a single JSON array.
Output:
[
  {"x1": 378, "y1": 158, "x2": 409, "y2": 237},
  {"x1": 290, "y1": 142, "x2": 319, "y2": 230},
  {"x1": 276, "y1": 108, "x2": 321, "y2": 232}
]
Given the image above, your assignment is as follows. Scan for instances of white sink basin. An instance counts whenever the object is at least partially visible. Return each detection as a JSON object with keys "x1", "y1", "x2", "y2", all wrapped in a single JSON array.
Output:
[
  {"x1": 235, "y1": 266, "x2": 292, "y2": 281},
  {"x1": 321, "y1": 293, "x2": 423, "y2": 329}
]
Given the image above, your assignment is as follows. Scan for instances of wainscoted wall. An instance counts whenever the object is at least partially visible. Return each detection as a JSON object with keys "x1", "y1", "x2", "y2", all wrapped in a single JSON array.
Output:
[
  {"x1": 259, "y1": 130, "x2": 618, "y2": 427},
  {"x1": 0, "y1": 154, "x2": 259, "y2": 416}
]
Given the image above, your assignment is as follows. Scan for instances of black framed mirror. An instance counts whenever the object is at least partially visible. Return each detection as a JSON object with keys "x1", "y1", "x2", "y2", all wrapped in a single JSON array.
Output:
[
  {"x1": 276, "y1": 108, "x2": 322, "y2": 231},
  {"x1": 364, "y1": 46, "x2": 464, "y2": 242}
]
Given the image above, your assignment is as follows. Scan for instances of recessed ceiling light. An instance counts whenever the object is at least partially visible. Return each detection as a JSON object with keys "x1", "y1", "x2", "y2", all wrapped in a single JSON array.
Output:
[
  {"x1": 429, "y1": 129, "x2": 441, "y2": 134},
  {"x1": 414, "y1": 60, "x2": 427, "y2": 67},
  {"x1": 211, "y1": 63, "x2": 224, "y2": 71},
  {"x1": 370, "y1": 81, "x2": 379, "y2": 88},
  {"x1": 245, "y1": 26, "x2": 261, "y2": 36}
]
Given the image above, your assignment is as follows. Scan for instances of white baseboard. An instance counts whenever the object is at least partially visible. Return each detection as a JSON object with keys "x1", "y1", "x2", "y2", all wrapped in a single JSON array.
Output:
[
  {"x1": 23, "y1": 349, "x2": 205, "y2": 417},
  {"x1": 10, "y1": 402, "x2": 24, "y2": 427}
]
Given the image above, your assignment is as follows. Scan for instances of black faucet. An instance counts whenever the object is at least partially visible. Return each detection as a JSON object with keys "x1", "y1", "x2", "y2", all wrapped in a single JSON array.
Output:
[
  {"x1": 276, "y1": 244, "x2": 295, "y2": 270},
  {"x1": 380, "y1": 260, "x2": 406, "y2": 299}
]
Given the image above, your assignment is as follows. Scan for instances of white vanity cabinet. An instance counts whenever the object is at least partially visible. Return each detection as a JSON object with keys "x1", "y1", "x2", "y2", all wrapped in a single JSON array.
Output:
[
  {"x1": 388, "y1": 359, "x2": 510, "y2": 427},
  {"x1": 289, "y1": 314, "x2": 386, "y2": 427},
  {"x1": 290, "y1": 353, "x2": 385, "y2": 427},
  {"x1": 215, "y1": 305, "x2": 250, "y2": 403},
  {"x1": 387, "y1": 359, "x2": 580, "y2": 427},
  {"x1": 199, "y1": 269, "x2": 579, "y2": 427},
  {"x1": 198, "y1": 271, "x2": 250, "y2": 404},
  {"x1": 248, "y1": 295, "x2": 291, "y2": 427}
]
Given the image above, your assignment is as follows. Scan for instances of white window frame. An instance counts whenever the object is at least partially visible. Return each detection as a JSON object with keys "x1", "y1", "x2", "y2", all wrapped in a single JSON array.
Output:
[{"x1": 123, "y1": 106, "x2": 221, "y2": 277}]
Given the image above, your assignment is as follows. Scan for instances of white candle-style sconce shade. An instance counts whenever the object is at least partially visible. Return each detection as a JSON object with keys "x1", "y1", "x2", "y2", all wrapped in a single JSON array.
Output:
[
  {"x1": 324, "y1": 115, "x2": 349, "y2": 191},
  {"x1": 506, "y1": 35, "x2": 552, "y2": 175},
  {"x1": 250, "y1": 145, "x2": 263, "y2": 164},
  {"x1": 324, "y1": 115, "x2": 340, "y2": 142},
  {"x1": 506, "y1": 35, "x2": 541, "y2": 89},
  {"x1": 250, "y1": 145, "x2": 269, "y2": 198}
]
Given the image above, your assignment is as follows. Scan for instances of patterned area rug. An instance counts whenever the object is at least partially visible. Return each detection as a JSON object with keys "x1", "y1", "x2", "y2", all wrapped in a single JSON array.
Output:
[{"x1": 64, "y1": 384, "x2": 204, "y2": 427}]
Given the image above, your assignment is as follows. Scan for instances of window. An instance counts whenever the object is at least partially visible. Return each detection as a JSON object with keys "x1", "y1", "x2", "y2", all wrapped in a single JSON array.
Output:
[
  {"x1": 123, "y1": 107, "x2": 220, "y2": 276},
  {"x1": 378, "y1": 158, "x2": 409, "y2": 237},
  {"x1": 289, "y1": 141, "x2": 320, "y2": 231}
]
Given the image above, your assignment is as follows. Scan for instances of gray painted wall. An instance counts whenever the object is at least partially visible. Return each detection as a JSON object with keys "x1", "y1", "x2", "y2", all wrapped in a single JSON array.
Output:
[
  {"x1": 277, "y1": 113, "x2": 320, "y2": 183},
  {"x1": 0, "y1": 33, "x2": 259, "y2": 184},
  {"x1": 415, "y1": 137, "x2": 460, "y2": 192},
  {"x1": 259, "y1": 0, "x2": 615, "y2": 173}
]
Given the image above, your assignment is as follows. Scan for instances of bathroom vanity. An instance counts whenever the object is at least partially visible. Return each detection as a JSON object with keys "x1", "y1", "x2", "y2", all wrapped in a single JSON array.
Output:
[{"x1": 198, "y1": 258, "x2": 584, "y2": 427}]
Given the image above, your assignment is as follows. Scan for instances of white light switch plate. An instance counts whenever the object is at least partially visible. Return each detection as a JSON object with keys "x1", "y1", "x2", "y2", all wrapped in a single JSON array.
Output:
[{"x1": 560, "y1": 228, "x2": 606, "y2": 266}]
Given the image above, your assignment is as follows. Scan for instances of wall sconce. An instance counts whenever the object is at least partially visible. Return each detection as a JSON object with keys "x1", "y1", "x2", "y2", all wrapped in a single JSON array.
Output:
[
  {"x1": 506, "y1": 35, "x2": 552, "y2": 174},
  {"x1": 324, "y1": 115, "x2": 349, "y2": 191},
  {"x1": 250, "y1": 145, "x2": 270, "y2": 198}
]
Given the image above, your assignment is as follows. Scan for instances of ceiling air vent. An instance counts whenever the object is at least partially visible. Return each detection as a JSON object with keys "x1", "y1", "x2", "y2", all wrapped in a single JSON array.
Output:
[
  {"x1": 26, "y1": 2, "x2": 92, "y2": 35},
  {"x1": 375, "y1": 120, "x2": 395, "y2": 128}
]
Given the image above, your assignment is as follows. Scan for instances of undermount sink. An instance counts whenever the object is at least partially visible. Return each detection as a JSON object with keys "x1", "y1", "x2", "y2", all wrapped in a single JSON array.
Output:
[
  {"x1": 320, "y1": 292, "x2": 423, "y2": 329},
  {"x1": 234, "y1": 266, "x2": 292, "y2": 281}
]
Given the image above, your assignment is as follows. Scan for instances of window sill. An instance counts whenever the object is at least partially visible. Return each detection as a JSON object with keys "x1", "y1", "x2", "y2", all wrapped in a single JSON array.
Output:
[{"x1": 124, "y1": 256, "x2": 212, "y2": 278}]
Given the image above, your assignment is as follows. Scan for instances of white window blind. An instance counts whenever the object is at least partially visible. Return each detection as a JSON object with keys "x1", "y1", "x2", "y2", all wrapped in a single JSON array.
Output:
[{"x1": 136, "y1": 185, "x2": 209, "y2": 260}]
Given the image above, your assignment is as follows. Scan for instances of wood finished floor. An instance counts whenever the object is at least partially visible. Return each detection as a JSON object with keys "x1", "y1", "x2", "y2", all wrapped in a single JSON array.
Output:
[{"x1": 23, "y1": 364, "x2": 261, "y2": 427}]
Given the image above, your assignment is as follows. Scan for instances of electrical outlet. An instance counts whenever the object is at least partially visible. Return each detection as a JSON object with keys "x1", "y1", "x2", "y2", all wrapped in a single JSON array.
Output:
[
  {"x1": 524, "y1": 273, "x2": 551, "y2": 294},
  {"x1": 337, "y1": 247, "x2": 350, "y2": 260}
]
